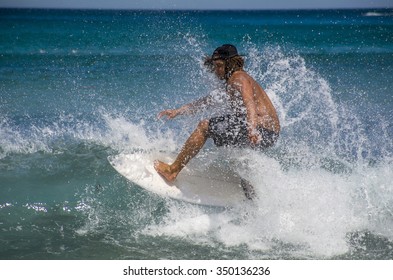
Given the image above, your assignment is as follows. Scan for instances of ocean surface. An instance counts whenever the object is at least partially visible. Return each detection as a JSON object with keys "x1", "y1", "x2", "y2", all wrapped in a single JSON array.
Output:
[{"x1": 0, "y1": 8, "x2": 392, "y2": 260}]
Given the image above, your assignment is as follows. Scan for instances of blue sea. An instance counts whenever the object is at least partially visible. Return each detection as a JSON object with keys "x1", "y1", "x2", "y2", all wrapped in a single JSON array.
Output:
[{"x1": 0, "y1": 8, "x2": 392, "y2": 260}]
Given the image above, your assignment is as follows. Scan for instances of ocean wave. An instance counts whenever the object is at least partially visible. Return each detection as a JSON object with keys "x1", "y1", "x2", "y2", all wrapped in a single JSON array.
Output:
[
  {"x1": 1, "y1": 43, "x2": 392, "y2": 259},
  {"x1": 363, "y1": 11, "x2": 393, "y2": 17}
]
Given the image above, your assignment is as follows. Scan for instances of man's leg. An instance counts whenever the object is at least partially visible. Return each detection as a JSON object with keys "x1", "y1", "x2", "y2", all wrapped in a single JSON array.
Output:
[{"x1": 154, "y1": 119, "x2": 210, "y2": 183}]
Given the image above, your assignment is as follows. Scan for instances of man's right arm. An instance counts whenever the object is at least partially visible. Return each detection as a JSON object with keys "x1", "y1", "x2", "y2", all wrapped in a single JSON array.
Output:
[
  {"x1": 184, "y1": 95, "x2": 213, "y2": 114},
  {"x1": 157, "y1": 95, "x2": 213, "y2": 120}
]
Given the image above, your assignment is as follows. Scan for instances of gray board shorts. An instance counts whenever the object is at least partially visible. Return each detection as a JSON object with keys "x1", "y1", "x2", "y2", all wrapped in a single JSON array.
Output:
[{"x1": 207, "y1": 113, "x2": 279, "y2": 149}]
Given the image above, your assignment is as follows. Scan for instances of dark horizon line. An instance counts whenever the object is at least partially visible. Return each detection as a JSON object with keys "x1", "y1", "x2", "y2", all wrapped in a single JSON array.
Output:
[{"x1": 1, "y1": 6, "x2": 392, "y2": 12}]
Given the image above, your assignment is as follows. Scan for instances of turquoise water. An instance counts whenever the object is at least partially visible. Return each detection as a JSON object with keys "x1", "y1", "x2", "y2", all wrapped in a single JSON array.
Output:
[{"x1": 0, "y1": 8, "x2": 392, "y2": 259}]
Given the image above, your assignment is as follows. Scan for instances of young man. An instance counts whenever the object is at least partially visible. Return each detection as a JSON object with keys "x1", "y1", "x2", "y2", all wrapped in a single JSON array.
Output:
[{"x1": 154, "y1": 44, "x2": 280, "y2": 184}]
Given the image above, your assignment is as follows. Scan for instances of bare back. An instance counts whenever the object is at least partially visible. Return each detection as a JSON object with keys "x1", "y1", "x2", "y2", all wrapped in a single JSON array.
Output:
[{"x1": 227, "y1": 70, "x2": 280, "y2": 134}]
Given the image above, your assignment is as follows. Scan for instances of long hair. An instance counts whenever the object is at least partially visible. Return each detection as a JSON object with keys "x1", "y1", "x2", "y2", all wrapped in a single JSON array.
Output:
[
  {"x1": 203, "y1": 55, "x2": 245, "y2": 79},
  {"x1": 224, "y1": 55, "x2": 244, "y2": 79}
]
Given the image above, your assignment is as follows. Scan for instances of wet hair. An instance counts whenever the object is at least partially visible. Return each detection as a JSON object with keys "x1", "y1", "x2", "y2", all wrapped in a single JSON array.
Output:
[
  {"x1": 203, "y1": 55, "x2": 215, "y2": 72},
  {"x1": 203, "y1": 55, "x2": 244, "y2": 79},
  {"x1": 204, "y1": 44, "x2": 245, "y2": 79},
  {"x1": 224, "y1": 55, "x2": 244, "y2": 79}
]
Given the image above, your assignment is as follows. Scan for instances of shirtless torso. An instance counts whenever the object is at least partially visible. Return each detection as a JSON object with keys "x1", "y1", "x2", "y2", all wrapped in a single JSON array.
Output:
[{"x1": 226, "y1": 70, "x2": 280, "y2": 145}]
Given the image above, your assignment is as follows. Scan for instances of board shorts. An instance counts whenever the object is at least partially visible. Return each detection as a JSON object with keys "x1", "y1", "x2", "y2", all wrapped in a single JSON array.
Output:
[{"x1": 207, "y1": 113, "x2": 279, "y2": 149}]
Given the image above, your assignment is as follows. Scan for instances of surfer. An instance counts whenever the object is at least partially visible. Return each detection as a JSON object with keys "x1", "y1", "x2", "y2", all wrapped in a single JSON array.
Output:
[{"x1": 154, "y1": 44, "x2": 280, "y2": 185}]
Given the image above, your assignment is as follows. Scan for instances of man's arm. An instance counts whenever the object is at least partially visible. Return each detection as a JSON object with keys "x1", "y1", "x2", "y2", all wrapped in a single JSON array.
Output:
[{"x1": 158, "y1": 95, "x2": 213, "y2": 120}]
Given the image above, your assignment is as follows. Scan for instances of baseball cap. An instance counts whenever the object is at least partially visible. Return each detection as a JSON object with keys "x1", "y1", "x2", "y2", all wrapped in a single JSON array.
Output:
[{"x1": 211, "y1": 44, "x2": 239, "y2": 60}]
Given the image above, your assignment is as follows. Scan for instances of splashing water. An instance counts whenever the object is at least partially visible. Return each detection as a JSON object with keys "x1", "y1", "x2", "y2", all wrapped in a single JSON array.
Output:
[
  {"x1": 74, "y1": 44, "x2": 391, "y2": 259},
  {"x1": 1, "y1": 9, "x2": 392, "y2": 259}
]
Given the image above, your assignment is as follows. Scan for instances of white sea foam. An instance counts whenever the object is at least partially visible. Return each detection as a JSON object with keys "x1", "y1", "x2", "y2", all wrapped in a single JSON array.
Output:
[
  {"x1": 364, "y1": 12, "x2": 393, "y2": 17},
  {"x1": 142, "y1": 150, "x2": 392, "y2": 257}
]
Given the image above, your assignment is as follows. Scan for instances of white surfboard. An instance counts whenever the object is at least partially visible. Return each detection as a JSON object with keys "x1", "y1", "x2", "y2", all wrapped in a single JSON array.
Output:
[{"x1": 108, "y1": 152, "x2": 249, "y2": 207}]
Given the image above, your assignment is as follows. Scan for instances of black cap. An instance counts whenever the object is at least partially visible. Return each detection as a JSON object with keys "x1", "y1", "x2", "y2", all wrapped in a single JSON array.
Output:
[{"x1": 212, "y1": 44, "x2": 239, "y2": 60}]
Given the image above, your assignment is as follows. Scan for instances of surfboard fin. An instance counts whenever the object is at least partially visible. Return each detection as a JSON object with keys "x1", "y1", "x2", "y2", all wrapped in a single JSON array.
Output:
[{"x1": 240, "y1": 178, "x2": 256, "y2": 200}]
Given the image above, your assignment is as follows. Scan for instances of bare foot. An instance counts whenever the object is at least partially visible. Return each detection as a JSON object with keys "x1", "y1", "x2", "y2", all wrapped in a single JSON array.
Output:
[{"x1": 154, "y1": 160, "x2": 178, "y2": 183}]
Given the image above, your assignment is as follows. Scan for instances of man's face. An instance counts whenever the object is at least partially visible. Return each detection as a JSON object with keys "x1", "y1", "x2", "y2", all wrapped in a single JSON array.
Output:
[{"x1": 213, "y1": 60, "x2": 226, "y2": 80}]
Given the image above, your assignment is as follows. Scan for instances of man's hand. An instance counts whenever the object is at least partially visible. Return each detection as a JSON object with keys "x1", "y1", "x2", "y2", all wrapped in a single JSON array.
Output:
[{"x1": 248, "y1": 129, "x2": 262, "y2": 146}]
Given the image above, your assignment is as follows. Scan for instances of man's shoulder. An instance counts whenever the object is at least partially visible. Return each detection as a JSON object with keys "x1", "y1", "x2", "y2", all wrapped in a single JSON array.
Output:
[
  {"x1": 231, "y1": 70, "x2": 249, "y2": 78},
  {"x1": 228, "y1": 71, "x2": 253, "y2": 84}
]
